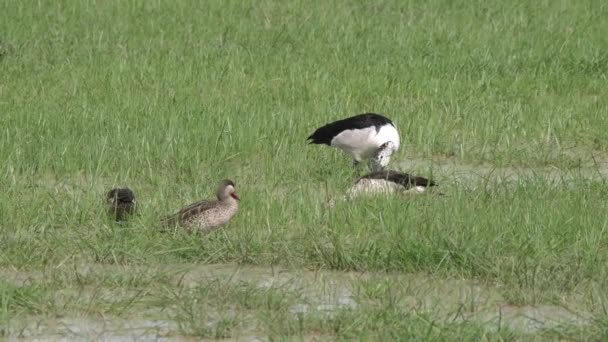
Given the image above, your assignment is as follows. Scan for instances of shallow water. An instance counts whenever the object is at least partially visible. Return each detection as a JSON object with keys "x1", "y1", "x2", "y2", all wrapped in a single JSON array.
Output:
[
  {"x1": 397, "y1": 154, "x2": 608, "y2": 184},
  {"x1": 9, "y1": 318, "x2": 184, "y2": 342},
  {"x1": 0, "y1": 264, "x2": 591, "y2": 339}
]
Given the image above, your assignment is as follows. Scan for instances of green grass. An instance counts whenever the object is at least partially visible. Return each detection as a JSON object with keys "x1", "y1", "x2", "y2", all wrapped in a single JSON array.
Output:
[{"x1": 2, "y1": 0, "x2": 608, "y2": 339}]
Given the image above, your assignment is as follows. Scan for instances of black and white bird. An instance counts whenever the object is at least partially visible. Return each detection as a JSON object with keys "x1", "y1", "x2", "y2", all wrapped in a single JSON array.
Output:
[
  {"x1": 345, "y1": 170, "x2": 438, "y2": 199},
  {"x1": 307, "y1": 113, "x2": 400, "y2": 172},
  {"x1": 105, "y1": 187, "x2": 137, "y2": 223}
]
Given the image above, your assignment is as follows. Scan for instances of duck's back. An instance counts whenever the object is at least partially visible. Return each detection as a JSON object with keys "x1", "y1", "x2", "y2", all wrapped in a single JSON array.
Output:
[{"x1": 165, "y1": 199, "x2": 238, "y2": 232}]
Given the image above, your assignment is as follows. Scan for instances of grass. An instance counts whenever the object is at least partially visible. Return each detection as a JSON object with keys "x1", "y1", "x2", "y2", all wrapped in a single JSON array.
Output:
[{"x1": 1, "y1": 0, "x2": 608, "y2": 339}]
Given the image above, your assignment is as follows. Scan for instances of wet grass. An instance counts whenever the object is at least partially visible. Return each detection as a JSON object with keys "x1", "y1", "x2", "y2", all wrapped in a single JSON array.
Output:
[
  {"x1": 2, "y1": 0, "x2": 608, "y2": 339},
  {"x1": 0, "y1": 264, "x2": 603, "y2": 340}
]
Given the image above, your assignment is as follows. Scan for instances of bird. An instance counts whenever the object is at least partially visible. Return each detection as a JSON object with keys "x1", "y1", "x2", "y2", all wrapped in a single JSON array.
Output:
[
  {"x1": 162, "y1": 179, "x2": 240, "y2": 233},
  {"x1": 369, "y1": 141, "x2": 397, "y2": 173},
  {"x1": 105, "y1": 188, "x2": 137, "y2": 223},
  {"x1": 307, "y1": 113, "x2": 400, "y2": 172},
  {"x1": 345, "y1": 170, "x2": 439, "y2": 199}
]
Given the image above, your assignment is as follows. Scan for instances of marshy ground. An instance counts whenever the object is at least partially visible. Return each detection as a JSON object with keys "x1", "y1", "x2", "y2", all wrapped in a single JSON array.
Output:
[
  {"x1": 2, "y1": 0, "x2": 608, "y2": 340},
  {"x1": 1, "y1": 263, "x2": 595, "y2": 340}
]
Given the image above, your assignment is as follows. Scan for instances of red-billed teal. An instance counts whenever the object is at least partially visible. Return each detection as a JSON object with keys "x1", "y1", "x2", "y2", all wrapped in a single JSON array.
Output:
[{"x1": 163, "y1": 179, "x2": 240, "y2": 233}]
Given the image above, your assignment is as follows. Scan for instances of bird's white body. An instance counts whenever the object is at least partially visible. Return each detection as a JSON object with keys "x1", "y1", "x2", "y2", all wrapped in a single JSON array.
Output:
[
  {"x1": 330, "y1": 124, "x2": 400, "y2": 162},
  {"x1": 308, "y1": 113, "x2": 401, "y2": 171}
]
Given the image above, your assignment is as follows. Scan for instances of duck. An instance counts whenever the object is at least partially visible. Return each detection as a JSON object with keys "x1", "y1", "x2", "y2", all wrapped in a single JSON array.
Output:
[
  {"x1": 307, "y1": 113, "x2": 400, "y2": 172},
  {"x1": 162, "y1": 179, "x2": 240, "y2": 233},
  {"x1": 345, "y1": 170, "x2": 439, "y2": 199},
  {"x1": 105, "y1": 187, "x2": 137, "y2": 223}
]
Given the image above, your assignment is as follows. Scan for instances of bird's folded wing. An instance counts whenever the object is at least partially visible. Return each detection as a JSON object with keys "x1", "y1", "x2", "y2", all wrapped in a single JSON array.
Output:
[{"x1": 161, "y1": 200, "x2": 217, "y2": 226}]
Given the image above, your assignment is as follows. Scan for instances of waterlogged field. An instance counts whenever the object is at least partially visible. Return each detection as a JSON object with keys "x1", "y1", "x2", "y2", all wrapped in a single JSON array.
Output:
[{"x1": 2, "y1": 0, "x2": 608, "y2": 340}]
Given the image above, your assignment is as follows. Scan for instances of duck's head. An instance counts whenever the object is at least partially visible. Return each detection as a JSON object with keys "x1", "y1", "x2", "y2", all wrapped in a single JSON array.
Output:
[
  {"x1": 217, "y1": 179, "x2": 240, "y2": 201},
  {"x1": 370, "y1": 141, "x2": 396, "y2": 172},
  {"x1": 106, "y1": 188, "x2": 136, "y2": 206}
]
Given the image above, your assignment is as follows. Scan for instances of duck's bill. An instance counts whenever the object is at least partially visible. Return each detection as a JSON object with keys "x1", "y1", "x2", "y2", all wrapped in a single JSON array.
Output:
[{"x1": 231, "y1": 193, "x2": 241, "y2": 201}]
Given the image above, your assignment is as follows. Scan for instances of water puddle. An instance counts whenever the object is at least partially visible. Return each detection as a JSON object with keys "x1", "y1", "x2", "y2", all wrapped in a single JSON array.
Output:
[
  {"x1": 0, "y1": 263, "x2": 592, "y2": 339},
  {"x1": 397, "y1": 154, "x2": 608, "y2": 184},
  {"x1": 151, "y1": 264, "x2": 592, "y2": 332},
  {"x1": 474, "y1": 304, "x2": 589, "y2": 333},
  {"x1": 2, "y1": 317, "x2": 188, "y2": 342}
]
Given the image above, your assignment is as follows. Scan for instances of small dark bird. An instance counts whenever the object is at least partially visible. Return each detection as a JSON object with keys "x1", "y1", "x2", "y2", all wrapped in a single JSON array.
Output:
[
  {"x1": 105, "y1": 188, "x2": 137, "y2": 223},
  {"x1": 162, "y1": 179, "x2": 240, "y2": 233}
]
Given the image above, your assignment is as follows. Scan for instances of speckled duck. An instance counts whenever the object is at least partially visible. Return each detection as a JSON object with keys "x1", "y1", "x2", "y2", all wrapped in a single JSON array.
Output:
[
  {"x1": 162, "y1": 179, "x2": 240, "y2": 233},
  {"x1": 346, "y1": 170, "x2": 438, "y2": 199}
]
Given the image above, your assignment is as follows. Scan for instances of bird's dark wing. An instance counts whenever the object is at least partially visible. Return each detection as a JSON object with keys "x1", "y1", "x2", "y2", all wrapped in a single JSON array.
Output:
[{"x1": 358, "y1": 170, "x2": 436, "y2": 188}]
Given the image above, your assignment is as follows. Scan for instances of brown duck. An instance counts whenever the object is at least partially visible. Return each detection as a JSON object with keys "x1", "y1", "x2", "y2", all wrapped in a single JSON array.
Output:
[
  {"x1": 106, "y1": 187, "x2": 137, "y2": 223},
  {"x1": 162, "y1": 179, "x2": 240, "y2": 233}
]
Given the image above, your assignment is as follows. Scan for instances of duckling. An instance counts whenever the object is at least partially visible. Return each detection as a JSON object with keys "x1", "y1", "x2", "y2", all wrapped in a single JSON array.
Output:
[
  {"x1": 346, "y1": 170, "x2": 438, "y2": 199},
  {"x1": 162, "y1": 179, "x2": 240, "y2": 233},
  {"x1": 105, "y1": 188, "x2": 137, "y2": 223}
]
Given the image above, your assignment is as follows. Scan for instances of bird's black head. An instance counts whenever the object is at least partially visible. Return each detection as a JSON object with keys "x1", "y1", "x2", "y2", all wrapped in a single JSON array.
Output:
[{"x1": 106, "y1": 188, "x2": 136, "y2": 204}]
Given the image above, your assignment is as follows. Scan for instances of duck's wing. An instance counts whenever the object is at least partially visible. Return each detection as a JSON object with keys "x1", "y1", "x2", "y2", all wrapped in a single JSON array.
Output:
[
  {"x1": 358, "y1": 170, "x2": 437, "y2": 188},
  {"x1": 161, "y1": 199, "x2": 218, "y2": 227},
  {"x1": 404, "y1": 175, "x2": 436, "y2": 188},
  {"x1": 384, "y1": 171, "x2": 436, "y2": 188}
]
